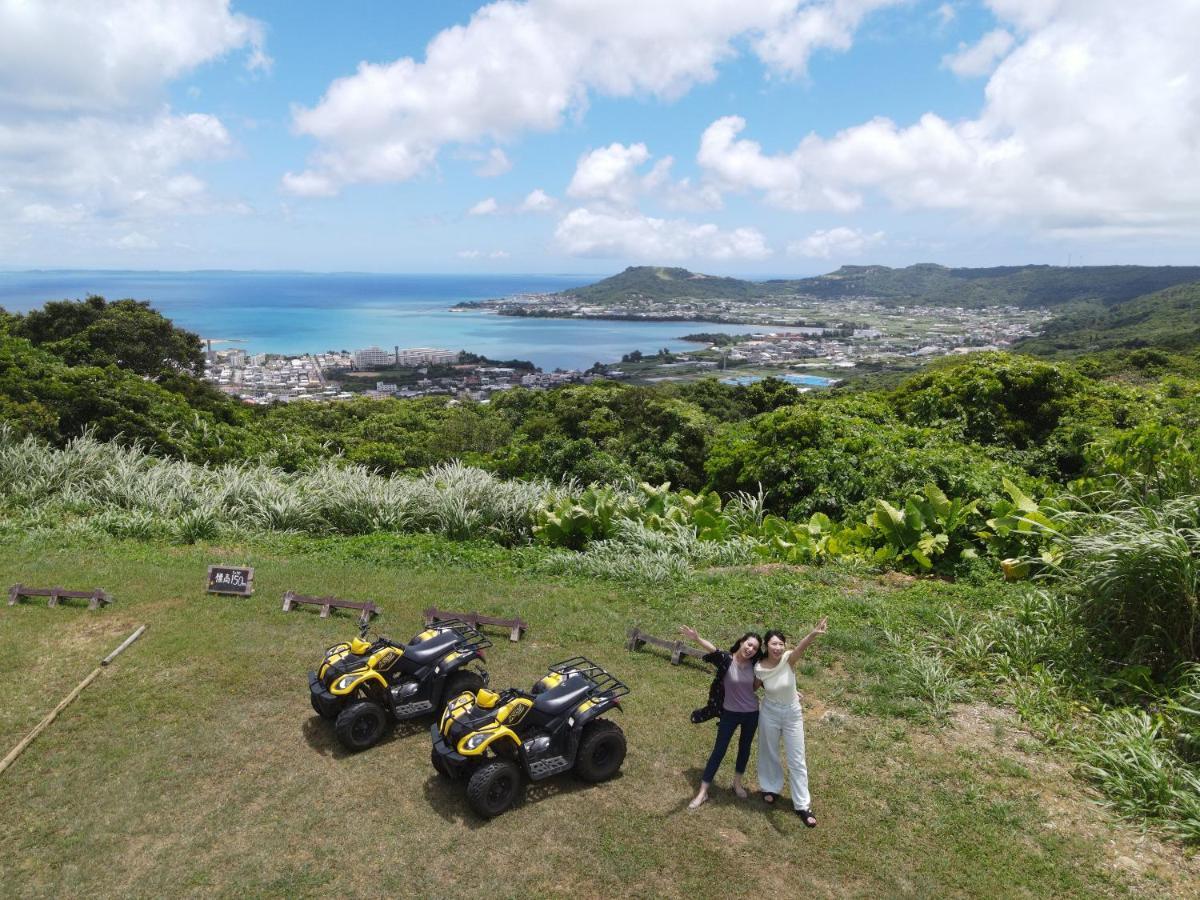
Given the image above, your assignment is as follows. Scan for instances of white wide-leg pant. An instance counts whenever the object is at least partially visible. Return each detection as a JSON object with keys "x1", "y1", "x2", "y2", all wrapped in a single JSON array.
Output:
[{"x1": 757, "y1": 698, "x2": 810, "y2": 810}]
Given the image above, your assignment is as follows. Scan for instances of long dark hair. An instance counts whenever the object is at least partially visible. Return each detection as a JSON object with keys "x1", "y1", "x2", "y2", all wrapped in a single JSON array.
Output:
[
  {"x1": 763, "y1": 629, "x2": 788, "y2": 653},
  {"x1": 729, "y1": 632, "x2": 764, "y2": 661}
]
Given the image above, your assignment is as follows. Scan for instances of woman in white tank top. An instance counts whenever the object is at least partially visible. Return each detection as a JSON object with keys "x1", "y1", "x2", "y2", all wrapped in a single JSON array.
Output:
[{"x1": 754, "y1": 617, "x2": 827, "y2": 826}]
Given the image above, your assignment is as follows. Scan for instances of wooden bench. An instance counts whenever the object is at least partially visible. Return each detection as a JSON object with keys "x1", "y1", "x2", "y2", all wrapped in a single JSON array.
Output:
[
  {"x1": 626, "y1": 627, "x2": 709, "y2": 666},
  {"x1": 8, "y1": 584, "x2": 111, "y2": 610},
  {"x1": 423, "y1": 607, "x2": 527, "y2": 643},
  {"x1": 282, "y1": 591, "x2": 378, "y2": 627}
]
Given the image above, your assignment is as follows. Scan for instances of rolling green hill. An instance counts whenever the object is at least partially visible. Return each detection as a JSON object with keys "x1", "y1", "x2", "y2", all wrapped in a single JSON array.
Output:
[
  {"x1": 1017, "y1": 280, "x2": 1200, "y2": 353},
  {"x1": 564, "y1": 264, "x2": 1200, "y2": 309},
  {"x1": 786, "y1": 263, "x2": 1200, "y2": 307},
  {"x1": 563, "y1": 265, "x2": 767, "y2": 303}
]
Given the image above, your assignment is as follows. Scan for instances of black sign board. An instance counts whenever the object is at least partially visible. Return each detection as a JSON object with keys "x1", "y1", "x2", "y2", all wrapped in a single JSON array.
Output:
[{"x1": 206, "y1": 565, "x2": 254, "y2": 596}]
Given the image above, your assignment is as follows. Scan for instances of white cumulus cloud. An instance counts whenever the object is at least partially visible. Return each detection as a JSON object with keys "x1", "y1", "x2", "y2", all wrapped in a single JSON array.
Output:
[
  {"x1": 520, "y1": 189, "x2": 557, "y2": 213},
  {"x1": 0, "y1": 0, "x2": 268, "y2": 112},
  {"x1": 474, "y1": 147, "x2": 512, "y2": 177},
  {"x1": 0, "y1": 1, "x2": 265, "y2": 236},
  {"x1": 285, "y1": 1, "x2": 896, "y2": 194},
  {"x1": 568, "y1": 141, "x2": 725, "y2": 212},
  {"x1": 468, "y1": 197, "x2": 499, "y2": 216},
  {"x1": 567, "y1": 143, "x2": 654, "y2": 207},
  {"x1": 554, "y1": 207, "x2": 771, "y2": 261},
  {"x1": 942, "y1": 29, "x2": 1014, "y2": 78},
  {"x1": 280, "y1": 170, "x2": 338, "y2": 198},
  {"x1": 788, "y1": 226, "x2": 883, "y2": 258},
  {"x1": 698, "y1": 116, "x2": 861, "y2": 212},
  {"x1": 0, "y1": 112, "x2": 235, "y2": 220},
  {"x1": 754, "y1": 0, "x2": 903, "y2": 78},
  {"x1": 696, "y1": 0, "x2": 1200, "y2": 235}
]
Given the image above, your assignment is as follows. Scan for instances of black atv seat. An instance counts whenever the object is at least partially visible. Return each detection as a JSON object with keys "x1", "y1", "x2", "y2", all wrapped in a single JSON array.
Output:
[
  {"x1": 531, "y1": 673, "x2": 593, "y2": 717},
  {"x1": 403, "y1": 629, "x2": 461, "y2": 665}
]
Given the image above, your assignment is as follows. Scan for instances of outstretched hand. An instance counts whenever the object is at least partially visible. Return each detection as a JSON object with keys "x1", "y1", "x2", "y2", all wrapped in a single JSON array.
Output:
[
  {"x1": 679, "y1": 625, "x2": 699, "y2": 641},
  {"x1": 813, "y1": 616, "x2": 828, "y2": 635}
]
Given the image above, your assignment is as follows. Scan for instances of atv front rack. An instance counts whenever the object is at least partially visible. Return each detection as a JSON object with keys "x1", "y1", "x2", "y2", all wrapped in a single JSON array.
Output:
[
  {"x1": 546, "y1": 656, "x2": 630, "y2": 701},
  {"x1": 431, "y1": 618, "x2": 493, "y2": 653}
]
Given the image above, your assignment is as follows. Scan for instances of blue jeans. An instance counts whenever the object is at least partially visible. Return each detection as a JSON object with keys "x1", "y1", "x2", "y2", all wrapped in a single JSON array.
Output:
[{"x1": 702, "y1": 709, "x2": 760, "y2": 784}]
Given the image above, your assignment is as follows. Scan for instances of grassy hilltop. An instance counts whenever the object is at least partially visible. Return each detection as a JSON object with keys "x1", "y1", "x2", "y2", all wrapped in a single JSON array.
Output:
[{"x1": 2, "y1": 528, "x2": 1197, "y2": 898}]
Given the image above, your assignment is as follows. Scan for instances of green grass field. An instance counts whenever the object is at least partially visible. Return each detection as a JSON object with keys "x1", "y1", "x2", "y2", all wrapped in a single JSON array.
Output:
[{"x1": 1, "y1": 531, "x2": 1196, "y2": 898}]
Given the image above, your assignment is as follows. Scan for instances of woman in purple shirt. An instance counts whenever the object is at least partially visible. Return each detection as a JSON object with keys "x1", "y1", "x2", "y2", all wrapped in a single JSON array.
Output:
[{"x1": 679, "y1": 625, "x2": 764, "y2": 810}]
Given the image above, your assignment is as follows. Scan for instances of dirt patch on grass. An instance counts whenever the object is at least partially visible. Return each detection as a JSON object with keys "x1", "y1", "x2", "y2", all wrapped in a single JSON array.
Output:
[{"x1": 919, "y1": 702, "x2": 1200, "y2": 896}]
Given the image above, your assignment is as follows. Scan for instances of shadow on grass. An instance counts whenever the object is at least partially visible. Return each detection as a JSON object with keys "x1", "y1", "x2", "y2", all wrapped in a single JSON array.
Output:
[
  {"x1": 422, "y1": 768, "x2": 625, "y2": 827},
  {"x1": 301, "y1": 714, "x2": 435, "y2": 759},
  {"x1": 678, "y1": 766, "x2": 793, "y2": 834}
]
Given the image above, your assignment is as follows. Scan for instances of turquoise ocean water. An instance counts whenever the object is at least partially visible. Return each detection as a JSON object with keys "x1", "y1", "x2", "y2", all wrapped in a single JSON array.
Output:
[{"x1": 0, "y1": 271, "x2": 814, "y2": 371}]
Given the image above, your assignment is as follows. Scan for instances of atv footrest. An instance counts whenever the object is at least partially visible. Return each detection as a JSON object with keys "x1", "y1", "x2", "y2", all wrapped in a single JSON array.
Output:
[
  {"x1": 393, "y1": 699, "x2": 435, "y2": 718},
  {"x1": 528, "y1": 756, "x2": 571, "y2": 780}
]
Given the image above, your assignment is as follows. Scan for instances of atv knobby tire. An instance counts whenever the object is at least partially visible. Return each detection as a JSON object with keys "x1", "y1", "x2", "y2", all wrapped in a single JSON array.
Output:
[
  {"x1": 440, "y1": 670, "x2": 484, "y2": 713},
  {"x1": 466, "y1": 759, "x2": 522, "y2": 818},
  {"x1": 334, "y1": 700, "x2": 388, "y2": 752},
  {"x1": 574, "y1": 719, "x2": 626, "y2": 782}
]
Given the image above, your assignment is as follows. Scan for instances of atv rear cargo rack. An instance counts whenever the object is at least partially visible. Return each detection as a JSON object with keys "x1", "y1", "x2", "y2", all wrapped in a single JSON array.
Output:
[
  {"x1": 427, "y1": 618, "x2": 493, "y2": 653},
  {"x1": 546, "y1": 656, "x2": 630, "y2": 701}
]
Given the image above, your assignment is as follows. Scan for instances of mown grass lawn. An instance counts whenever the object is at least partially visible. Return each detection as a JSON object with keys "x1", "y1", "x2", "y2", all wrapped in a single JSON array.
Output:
[{"x1": 0, "y1": 531, "x2": 1195, "y2": 898}]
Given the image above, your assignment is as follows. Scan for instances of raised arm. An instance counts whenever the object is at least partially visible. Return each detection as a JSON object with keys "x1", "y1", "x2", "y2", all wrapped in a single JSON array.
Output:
[
  {"x1": 679, "y1": 625, "x2": 718, "y2": 655},
  {"x1": 788, "y1": 617, "x2": 828, "y2": 669}
]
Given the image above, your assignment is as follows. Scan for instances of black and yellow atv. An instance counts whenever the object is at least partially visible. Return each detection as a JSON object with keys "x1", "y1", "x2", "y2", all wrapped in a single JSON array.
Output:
[
  {"x1": 309, "y1": 620, "x2": 490, "y2": 752},
  {"x1": 431, "y1": 657, "x2": 629, "y2": 818}
]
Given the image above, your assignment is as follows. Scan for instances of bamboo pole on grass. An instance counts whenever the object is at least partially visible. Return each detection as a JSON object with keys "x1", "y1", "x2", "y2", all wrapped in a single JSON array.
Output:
[{"x1": 0, "y1": 624, "x2": 147, "y2": 776}]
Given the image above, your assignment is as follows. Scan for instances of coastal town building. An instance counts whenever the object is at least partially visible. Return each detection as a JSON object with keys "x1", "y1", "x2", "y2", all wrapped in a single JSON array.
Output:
[
  {"x1": 352, "y1": 346, "x2": 460, "y2": 368},
  {"x1": 395, "y1": 347, "x2": 459, "y2": 366},
  {"x1": 353, "y1": 346, "x2": 394, "y2": 368}
]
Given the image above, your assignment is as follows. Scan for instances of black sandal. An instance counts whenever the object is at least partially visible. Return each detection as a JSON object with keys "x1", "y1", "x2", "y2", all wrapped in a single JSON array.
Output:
[
  {"x1": 762, "y1": 792, "x2": 776, "y2": 804},
  {"x1": 796, "y1": 808, "x2": 817, "y2": 828}
]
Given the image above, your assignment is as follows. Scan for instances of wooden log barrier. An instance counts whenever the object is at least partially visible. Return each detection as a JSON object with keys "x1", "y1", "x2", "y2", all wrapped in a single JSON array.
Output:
[
  {"x1": 282, "y1": 591, "x2": 378, "y2": 627},
  {"x1": 8, "y1": 584, "x2": 112, "y2": 610},
  {"x1": 626, "y1": 626, "x2": 709, "y2": 666},
  {"x1": 423, "y1": 607, "x2": 528, "y2": 642}
]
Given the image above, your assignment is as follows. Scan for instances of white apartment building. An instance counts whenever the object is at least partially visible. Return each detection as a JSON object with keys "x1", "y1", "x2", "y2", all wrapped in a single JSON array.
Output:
[
  {"x1": 353, "y1": 346, "x2": 459, "y2": 368},
  {"x1": 395, "y1": 347, "x2": 459, "y2": 366},
  {"x1": 353, "y1": 346, "x2": 395, "y2": 368}
]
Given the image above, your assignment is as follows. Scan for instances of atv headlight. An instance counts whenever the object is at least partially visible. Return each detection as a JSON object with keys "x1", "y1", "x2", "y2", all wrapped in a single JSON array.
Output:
[
  {"x1": 335, "y1": 675, "x2": 358, "y2": 691},
  {"x1": 463, "y1": 733, "x2": 490, "y2": 751}
]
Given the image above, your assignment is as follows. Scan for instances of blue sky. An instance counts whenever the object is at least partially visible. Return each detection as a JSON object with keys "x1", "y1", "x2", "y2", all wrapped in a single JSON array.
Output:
[{"x1": 1, "y1": 1, "x2": 1196, "y2": 275}]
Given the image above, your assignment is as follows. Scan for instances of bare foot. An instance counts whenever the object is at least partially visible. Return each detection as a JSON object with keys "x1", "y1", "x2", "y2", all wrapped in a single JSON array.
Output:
[
  {"x1": 688, "y1": 791, "x2": 708, "y2": 810},
  {"x1": 733, "y1": 782, "x2": 748, "y2": 799}
]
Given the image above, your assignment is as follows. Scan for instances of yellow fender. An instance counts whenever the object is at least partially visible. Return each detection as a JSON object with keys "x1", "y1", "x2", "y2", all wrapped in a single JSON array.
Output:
[
  {"x1": 329, "y1": 670, "x2": 388, "y2": 697},
  {"x1": 457, "y1": 724, "x2": 520, "y2": 757},
  {"x1": 454, "y1": 697, "x2": 533, "y2": 755}
]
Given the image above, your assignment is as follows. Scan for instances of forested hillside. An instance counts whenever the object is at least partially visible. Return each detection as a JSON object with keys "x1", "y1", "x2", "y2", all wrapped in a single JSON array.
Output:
[
  {"x1": 561, "y1": 263, "x2": 1200, "y2": 309},
  {"x1": 1018, "y1": 280, "x2": 1200, "y2": 353}
]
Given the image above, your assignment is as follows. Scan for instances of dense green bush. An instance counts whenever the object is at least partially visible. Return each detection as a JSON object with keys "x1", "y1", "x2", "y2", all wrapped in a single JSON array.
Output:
[
  {"x1": 705, "y1": 393, "x2": 1020, "y2": 520},
  {"x1": 7, "y1": 295, "x2": 204, "y2": 376},
  {"x1": 0, "y1": 333, "x2": 251, "y2": 462}
]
